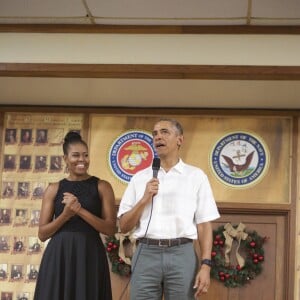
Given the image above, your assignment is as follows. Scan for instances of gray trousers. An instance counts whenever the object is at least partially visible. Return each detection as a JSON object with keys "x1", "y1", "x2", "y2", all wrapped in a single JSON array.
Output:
[{"x1": 130, "y1": 242, "x2": 198, "y2": 300}]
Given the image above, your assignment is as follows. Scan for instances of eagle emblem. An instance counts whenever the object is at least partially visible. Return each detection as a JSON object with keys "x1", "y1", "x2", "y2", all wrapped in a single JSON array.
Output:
[
  {"x1": 210, "y1": 132, "x2": 269, "y2": 188},
  {"x1": 222, "y1": 151, "x2": 254, "y2": 175}
]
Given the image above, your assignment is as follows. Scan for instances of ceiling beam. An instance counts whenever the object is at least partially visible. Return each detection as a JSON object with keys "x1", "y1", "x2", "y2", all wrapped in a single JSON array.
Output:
[
  {"x1": 0, "y1": 24, "x2": 300, "y2": 34},
  {"x1": 0, "y1": 63, "x2": 300, "y2": 80}
]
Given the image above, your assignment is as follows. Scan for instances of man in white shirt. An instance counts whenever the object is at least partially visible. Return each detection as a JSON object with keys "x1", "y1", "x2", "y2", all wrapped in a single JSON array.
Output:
[{"x1": 118, "y1": 118, "x2": 220, "y2": 300}]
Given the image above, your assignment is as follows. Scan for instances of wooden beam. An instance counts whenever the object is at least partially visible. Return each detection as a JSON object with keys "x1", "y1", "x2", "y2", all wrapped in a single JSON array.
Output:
[
  {"x1": 1, "y1": 63, "x2": 300, "y2": 80},
  {"x1": 0, "y1": 24, "x2": 300, "y2": 34}
]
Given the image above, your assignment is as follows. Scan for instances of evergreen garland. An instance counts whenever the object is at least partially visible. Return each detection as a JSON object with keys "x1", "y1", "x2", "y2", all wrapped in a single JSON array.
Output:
[
  {"x1": 105, "y1": 236, "x2": 131, "y2": 277},
  {"x1": 211, "y1": 224, "x2": 268, "y2": 288}
]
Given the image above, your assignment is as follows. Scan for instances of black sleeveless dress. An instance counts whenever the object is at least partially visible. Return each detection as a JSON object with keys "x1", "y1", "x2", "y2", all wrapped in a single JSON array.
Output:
[{"x1": 34, "y1": 176, "x2": 112, "y2": 300}]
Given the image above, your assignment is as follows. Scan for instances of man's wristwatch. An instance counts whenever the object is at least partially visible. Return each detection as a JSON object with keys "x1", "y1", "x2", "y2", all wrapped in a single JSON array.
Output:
[{"x1": 201, "y1": 259, "x2": 212, "y2": 267}]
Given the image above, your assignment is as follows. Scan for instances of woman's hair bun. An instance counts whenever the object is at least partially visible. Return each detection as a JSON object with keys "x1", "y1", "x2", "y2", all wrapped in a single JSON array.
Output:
[{"x1": 64, "y1": 131, "x2": 82, "y2": 143}]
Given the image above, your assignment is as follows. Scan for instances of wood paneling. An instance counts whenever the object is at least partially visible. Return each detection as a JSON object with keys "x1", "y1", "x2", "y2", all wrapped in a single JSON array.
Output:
[
  {"x1": 199, "y1": 212, "x2": 288, "y2": 300},
  {"x1": 88, "y1": 114, "x2": 292, "y2": 203}
]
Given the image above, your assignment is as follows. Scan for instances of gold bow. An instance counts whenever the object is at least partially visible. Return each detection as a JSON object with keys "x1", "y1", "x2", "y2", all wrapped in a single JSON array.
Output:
[
  {"x1": 115, "y1": 231, "x2": 136, "y2": 265},
  {"x1": 223, "y1": 223, "x2": 248, "y2": 268}
]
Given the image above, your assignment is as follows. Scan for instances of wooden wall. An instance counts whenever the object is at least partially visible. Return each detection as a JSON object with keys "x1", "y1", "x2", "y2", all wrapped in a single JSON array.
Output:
[{"x1": 0, "y1": 108, "x2": 298, "y2": 300}]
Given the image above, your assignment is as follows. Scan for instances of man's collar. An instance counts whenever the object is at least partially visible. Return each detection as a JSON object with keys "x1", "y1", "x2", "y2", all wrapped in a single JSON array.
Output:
[{"x1": 172, "y1": 158, "x2": 185, "y2": 173}]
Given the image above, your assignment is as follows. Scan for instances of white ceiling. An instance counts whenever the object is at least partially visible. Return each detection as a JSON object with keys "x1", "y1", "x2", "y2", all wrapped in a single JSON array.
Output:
[
  {"x1": 0, "y1": 1, "x2": 299, "y2": 110},
  {"x1": 0, "y1": 0, "x2": 300, "y2": 25}
]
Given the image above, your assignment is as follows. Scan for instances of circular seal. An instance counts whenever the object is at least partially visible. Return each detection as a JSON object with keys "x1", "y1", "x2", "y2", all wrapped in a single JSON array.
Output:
[
  {"x1": 108, "y1": 130, "x2": 155, "y2": 184},
  {"x1": 210, "y1": 132, "x2": 269, "y2": 188}
]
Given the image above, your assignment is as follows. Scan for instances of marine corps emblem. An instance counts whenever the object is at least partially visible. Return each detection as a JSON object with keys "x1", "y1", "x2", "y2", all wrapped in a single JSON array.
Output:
[{"x1": 108, "y1": 130, "x2": 155, "y2": 183}]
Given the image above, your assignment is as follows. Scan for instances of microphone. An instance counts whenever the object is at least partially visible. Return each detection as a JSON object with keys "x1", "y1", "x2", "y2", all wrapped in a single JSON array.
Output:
[{"x1": 152, "y1": 157, "x2": 160, "y2": 178}]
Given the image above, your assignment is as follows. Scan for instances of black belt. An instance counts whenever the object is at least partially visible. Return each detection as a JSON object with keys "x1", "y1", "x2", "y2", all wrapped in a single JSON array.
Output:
[{"x1": 138, "y1": 237, "x2": 192, "y2": 247}]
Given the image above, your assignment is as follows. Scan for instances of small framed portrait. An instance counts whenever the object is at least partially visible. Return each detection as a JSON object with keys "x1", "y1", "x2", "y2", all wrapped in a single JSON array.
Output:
[
  {"x1": 0, "y1": 236, "x2": 10, "y2": 252},
  {"x1": 3, "y1": 155, "x2": 16, "y2": 170},
  {"x1": 20, "y1": 129, "x2": 32, "y2": 144},
  {"x1": 17, "y1": 182, "x2": 30, "y2": 198},
  {"x1": 32, "y1": 182, "x2": 45, "y2": 199},
  {"x1": 28, "y1": 236, "x2": 41, "y2": 254},
  {"x1": 27, "y1": 264, "x2": 39, "y2": 281},
  {"x1": 19, "y1": 155, "x2": 31, "y2": 170},
  {"x1": 14, "y1": 209, "x2": 28, "y2": 226},
  {"x1": 2, "y1": 181, "x2": 14, "y2": 198},
  {"x1": 0, "y1": 209, "x2": 11, "y2": 224},
  {"x1": 0, "y1": 291, "x2": 13, "y2": 300},
  {"x1": 0, "y1": 263, "x2": 8, "y2": 280},
  {"x1": 36, "y1": 129, "x2": 48, "y2": 144},
  {"x1": 50, "y1": 155, "x2": 62, "y2": 171},
  {"x1": 16, "y1": 292, "x2": 30, "y2": 300},
  {"x1": 4, "y1": 128, "x2": 17, "y2": 144},
  {"x1": 12, "y1": 236, "x2": 26, "y2": 253},
  {"x1": 34, "y1": 155, "x2": 47, "y2": 171},
  {"x1": 30, "y1": 209, "x2": 40, "y2": 226},
  {"x1": 11, "y1": 264, "x2": 23, "y2": 281}
]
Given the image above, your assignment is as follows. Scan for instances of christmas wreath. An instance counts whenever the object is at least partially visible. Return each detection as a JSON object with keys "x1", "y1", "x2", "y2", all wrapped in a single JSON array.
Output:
[
  {"x1": 105, "y1": 231, "x2": 136, "y2": 277},
  {"x1": 211, "y1": 223, "x2": 268, "y2": 288}
]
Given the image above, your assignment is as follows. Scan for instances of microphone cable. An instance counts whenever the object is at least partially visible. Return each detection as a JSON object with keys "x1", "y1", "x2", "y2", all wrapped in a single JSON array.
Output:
[
  {"x1": 118, "y1": 196, "x2": 155, "y2": 300},
  {"x1": 119, "y1": 158, "x2": 160, "y2": 299}
]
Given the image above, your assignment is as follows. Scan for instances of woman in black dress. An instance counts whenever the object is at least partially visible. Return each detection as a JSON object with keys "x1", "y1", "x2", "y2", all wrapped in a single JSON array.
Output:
[{"x1": 34, "y1": 131, "x2": 116, "y2": 300}]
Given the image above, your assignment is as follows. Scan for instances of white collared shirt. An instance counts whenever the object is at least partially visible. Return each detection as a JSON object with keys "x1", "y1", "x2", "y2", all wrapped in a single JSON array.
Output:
[{"x1": 118, "y1": 159, "x2": 220, "y2": 239}]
